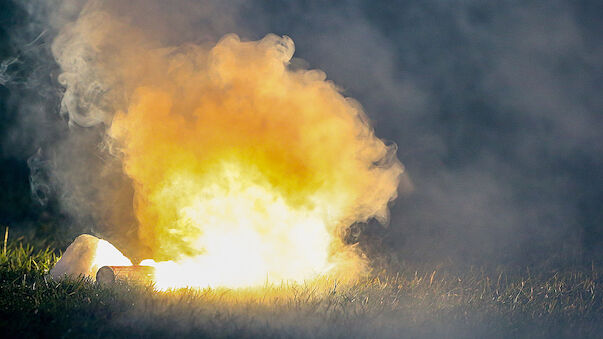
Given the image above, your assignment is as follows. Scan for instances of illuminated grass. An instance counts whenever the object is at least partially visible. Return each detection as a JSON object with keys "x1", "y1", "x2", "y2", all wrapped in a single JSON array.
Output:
[{"x1": 1, "y1": 240, "x2": 602, "y2": 338}]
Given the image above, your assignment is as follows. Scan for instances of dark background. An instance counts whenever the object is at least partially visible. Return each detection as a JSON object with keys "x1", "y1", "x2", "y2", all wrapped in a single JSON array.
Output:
[{"x1": 1, "y1": 0, "x2": 602, "y2": 268}]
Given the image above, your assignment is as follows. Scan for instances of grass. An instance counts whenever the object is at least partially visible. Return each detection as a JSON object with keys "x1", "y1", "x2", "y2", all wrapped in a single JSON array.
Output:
[{"x1": 1, "y1": 238, "x2": 602, "y2": 338}]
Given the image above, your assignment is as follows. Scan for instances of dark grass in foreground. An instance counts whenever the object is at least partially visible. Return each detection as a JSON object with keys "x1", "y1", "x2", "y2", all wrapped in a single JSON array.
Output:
[{"x1": 1, "y1": 242, "x2": 602, "y2": 338}]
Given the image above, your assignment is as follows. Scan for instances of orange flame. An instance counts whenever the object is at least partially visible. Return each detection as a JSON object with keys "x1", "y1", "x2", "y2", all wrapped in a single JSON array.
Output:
[{"x1": 55, "y1": 9, "x2": 403, "y2": 289}]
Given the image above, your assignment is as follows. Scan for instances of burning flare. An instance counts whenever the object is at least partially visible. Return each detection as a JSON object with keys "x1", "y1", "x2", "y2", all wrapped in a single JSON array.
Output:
[{"x1": 53, "y1": 6, "x2": 403, "y2": 289}]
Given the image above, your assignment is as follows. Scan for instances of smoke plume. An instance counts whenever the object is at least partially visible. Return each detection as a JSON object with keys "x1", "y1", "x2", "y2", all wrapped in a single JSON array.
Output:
[{"x1": 40, "y1": 0, "x2": 406, "y2": 286}]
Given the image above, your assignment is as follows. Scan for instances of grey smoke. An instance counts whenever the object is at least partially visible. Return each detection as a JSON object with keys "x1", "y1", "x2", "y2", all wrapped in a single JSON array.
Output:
[
  {"x1": 4, "y1": 0, "x2": 602, "y2": 266},
  {"x1": 251, "y1": 0, "x2": 602, "y2": 266}
]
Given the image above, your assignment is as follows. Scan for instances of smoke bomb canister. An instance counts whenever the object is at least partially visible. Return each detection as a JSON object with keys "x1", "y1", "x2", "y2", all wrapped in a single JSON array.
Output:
[{"x1": 96, "y1": 265, "x2": 155, "y2": 285}]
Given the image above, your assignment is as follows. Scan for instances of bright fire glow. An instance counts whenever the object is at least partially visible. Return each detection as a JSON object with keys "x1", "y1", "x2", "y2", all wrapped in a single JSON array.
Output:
[
  {"x1": 91, "y1": 239, "x2": 132, "y2": 274},
  {"x1": 140, "y1": 163, "x2": 336, "y2": 289},
  {"x1": 54, "y1": 7, "x2": 404, "y2": 289}
]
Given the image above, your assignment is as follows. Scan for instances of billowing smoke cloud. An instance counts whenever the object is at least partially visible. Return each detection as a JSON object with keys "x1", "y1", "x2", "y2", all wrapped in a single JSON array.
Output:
[
  {"x1": 2, "y1": 0, "x2": 602, "y2": 269},
  {"x1": 21, "y1": 0, "x2": 406, "y2": 286}
]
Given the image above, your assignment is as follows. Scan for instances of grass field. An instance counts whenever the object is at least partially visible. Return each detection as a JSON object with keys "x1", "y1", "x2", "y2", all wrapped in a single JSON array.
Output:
[{"x1": 1, "y1": 240, "x2": 602, "y2": 338}]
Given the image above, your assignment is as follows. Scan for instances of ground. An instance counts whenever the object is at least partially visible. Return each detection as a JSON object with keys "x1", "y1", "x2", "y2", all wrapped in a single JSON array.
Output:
[{"x1": 1, "y1": 241, "x2": 602, "y2": 338}]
